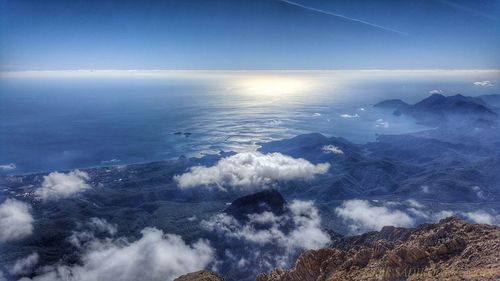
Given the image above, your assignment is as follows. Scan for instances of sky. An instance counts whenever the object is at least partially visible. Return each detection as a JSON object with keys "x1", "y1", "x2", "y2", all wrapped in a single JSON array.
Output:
[{"x1": 0, "y1": 0, "x2": 499, "y2": 70}]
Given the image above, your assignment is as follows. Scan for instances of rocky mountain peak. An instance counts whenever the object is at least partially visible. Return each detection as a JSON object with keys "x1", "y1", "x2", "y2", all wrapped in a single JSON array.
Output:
[{"x1": 257, "y1": 217, "x2": 500, "y2": 281}]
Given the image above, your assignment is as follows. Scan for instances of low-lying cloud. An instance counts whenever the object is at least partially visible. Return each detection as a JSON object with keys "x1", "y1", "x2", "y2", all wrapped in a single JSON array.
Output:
[
  {"x1": 471, "y1": 186, "x2": 486, "y2": 200},
  {"x1": 398, "y1": 199, "x2": 499, "y2": 225},
  {"x1": 174, "y1": 152, "x2": 329, "y2": 190},
  {"x1": 9, "y1": 252, "x2": 39, "y2": 276},
  {"x1": 0, "y1": 199, "x2": 34, "y2": 243},
  {"x1": 376, "y1": 118, "x2": 390, "y2": 128},
  {"x1": 0, "y1": 163, "x2": 16, "y2": 171},
  {"x1": 202, "y1": 200, "x2": 330, "y2": 274},
  {"x1": 473, "y1": 80, "x2": 494, "y2": 87},
  {"x1": 322, "y1": 145, "x2": 344, "y2": 155},
  {"x1": 21, "y1": 225, "x2": 214, "y2": 281},
  {"x1": 335, "y1": 199, "x2": 415, "y2": 234},
  {"x1": 464, "y1": 210, "x2": 498, "y2": 225},
  {"x1": 35, "y1": 170, "x2": 91, "y2": 201},
  {"x1": 340, "y1": 113, "x2": 359, "y2": 118},
  {"x1": 69, "y1": 218, "x2": 118, "y2": 249},
  {"x1": 428, "y1": 89, "x2": 443, "y2": 94},
  {"x1": 336, "y1": 199, "x2": 499, "y2": 235}
]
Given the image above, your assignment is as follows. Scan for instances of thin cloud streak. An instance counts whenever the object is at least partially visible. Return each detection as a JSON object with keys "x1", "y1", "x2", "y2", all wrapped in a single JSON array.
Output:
[{"x1": 278, "y1": 0, "x2": 409, "y2": 36}]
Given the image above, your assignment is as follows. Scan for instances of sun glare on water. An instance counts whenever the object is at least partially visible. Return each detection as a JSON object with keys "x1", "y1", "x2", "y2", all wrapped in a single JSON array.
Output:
[{"x1": 236, "y1": 76, "x2": 315, "y2": 96}]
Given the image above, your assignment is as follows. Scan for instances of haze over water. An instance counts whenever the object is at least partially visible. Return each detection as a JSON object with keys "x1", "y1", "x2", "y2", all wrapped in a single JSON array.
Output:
[{"x1": 1, "y1": 70, "x2": 498, "y2": 174}]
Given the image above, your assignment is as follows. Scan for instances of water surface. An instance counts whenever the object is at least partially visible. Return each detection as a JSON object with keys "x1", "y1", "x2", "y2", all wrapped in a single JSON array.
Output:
[{"x1": 1, "y1": 70, "x2": 498, "y2": 173}]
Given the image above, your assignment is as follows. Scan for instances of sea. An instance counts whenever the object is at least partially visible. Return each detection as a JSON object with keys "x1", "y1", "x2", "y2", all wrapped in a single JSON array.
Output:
[{"x1": 1, "y1": 70, "x2": 498, "y2": 174}]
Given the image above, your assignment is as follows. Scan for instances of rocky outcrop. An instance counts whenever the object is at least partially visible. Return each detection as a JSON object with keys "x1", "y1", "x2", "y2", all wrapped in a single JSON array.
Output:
[
  {"x1": 174, "y1": 270, "x2": 224, "y2": 281},
  {"x1": 224, "y1": 189, "x2": 286, "y2": 221},
  {"x1": 257, "y1": 217, "x2": 500, "y2": 281}
]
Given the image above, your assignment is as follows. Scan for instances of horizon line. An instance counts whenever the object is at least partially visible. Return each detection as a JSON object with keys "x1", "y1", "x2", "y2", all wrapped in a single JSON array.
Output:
[{"x1": 2, "y1": 68, "x2": 500, "y2": 78}]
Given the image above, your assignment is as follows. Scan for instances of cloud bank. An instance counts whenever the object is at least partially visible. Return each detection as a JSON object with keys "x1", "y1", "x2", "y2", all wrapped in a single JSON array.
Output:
[
  {"x1": 0, "y1": 199, "x2": 34, "y2": 243},
  {"x1": 336, "y1": 199, "x2": 499, "y2": 235},
  {"x1": 465, "y1": 210, "x2": 498, "y2": 225},
  {"x1": 35, "y1": 170, "x2": 91, "y2": 201},
  {"x1": 22, "y1": 226, "x2": 214, "y2": 281},
  {"x1": 335, "y1": 200, "x2": 415, "y2": 234},
  {"x1": 202, "y1": 200, "x2": 330, "y2": 271},
  {"x1": 174, "y1": 152, "x2": 329, "y2": 190}
]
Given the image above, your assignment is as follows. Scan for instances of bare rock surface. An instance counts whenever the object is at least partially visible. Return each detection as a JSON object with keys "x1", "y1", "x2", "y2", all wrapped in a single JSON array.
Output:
[
  {"x1": 257, "y1": 217, "x2": 500, "y2": 281},
  {"x1": 174, "y1": 270, "x2": 225, "y2": 281}
]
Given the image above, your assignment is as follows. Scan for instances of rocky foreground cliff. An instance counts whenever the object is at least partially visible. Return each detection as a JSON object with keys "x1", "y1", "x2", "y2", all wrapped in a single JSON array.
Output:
[
  {"x1": 257, "y1": 217, "x2": 499, "y2": 281},
  {"x1": 179, "y1": 217, "x2": 500, "y2": 281}
]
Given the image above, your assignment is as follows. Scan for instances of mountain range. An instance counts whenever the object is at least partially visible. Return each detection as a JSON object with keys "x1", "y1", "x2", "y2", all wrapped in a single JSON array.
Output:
[{"x1": 1, "y1": 93, "x2": 499, "y2": 281}]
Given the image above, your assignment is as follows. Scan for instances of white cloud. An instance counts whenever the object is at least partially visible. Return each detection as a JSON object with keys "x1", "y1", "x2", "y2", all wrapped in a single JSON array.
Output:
[
  {"x1": 406, "y1": 199, "x2": 424, "y2": 209},
  {"x1": 69, "y1": 218, "x2": 118, "y2": 249},
  {"x1": 23, "y1": 228, "x2": 214, "y2": 281},
  {"x1": 420, "y1": 185, "x2": 430, "y2": 193},
  {"x1": 428, "y1": 89, "x2": 443, "y2": 94},
  {"x1": 471, "y1": 186, "x2": 486, "y2": 200},
  {"x1": 464, "y1": 210, "x2": 498, "y2": 225},
  {"x1": 335, "y1": 200, "x2": 415, "y2": 234},
  {"x1": 0, "y1": 163, "x2": 16, "y2": 171},
  {"x1": 0, "y1": 199, "x2": 34, "y2": 243},
  {"x1": 340, "y1": 113, "x2": 359, "y2": 118},
  {"x1": 9, "y1": 252, "x2": 39, "y2": 276},
  {"x1": 376, "y1": 118, "x2": 390, "y2": 128},
  {"x1": 473, "y1": 80, "x2": 494, "y2": 87},
  {"x1": 174, "y1": 152, "x2": 329, "y2": 190},
  {"x1": 87, "y1": 217, "x2": 117, "y2": 235},
  {"x1": 0, "y1": 271, "x2": 6, "y2": 281},
  {"x1": 35, "y1": 170, "x2": 91, "y2": 201},
  {"x1": 322, "y1": 145, "x2": 344, "y2": 155},
  {"x1": 100, "y1": 159, "x2": 121, "y2": 165},
  {"x1": 406, "y1": 207, "x2": 428, "y2": 219},
  {"x1": 431, "y1": 210, "x2": 456, "y2": 222},
  {"x1": 202, "y1": 200, "x2": 330, "y2": 269},
  {"x1": 336, "y1": 199, "x2": 500, "y2": 231}
]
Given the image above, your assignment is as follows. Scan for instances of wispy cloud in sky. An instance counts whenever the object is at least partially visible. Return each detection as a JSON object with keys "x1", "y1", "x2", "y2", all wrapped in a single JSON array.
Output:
[{"x1": 278, "y1": 0, "x2": 409, "y2": 36}]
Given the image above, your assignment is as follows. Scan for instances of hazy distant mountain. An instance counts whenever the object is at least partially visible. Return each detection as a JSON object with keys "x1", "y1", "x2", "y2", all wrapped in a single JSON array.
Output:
[
  {"x1": 479, "y1": 94, "x2": 500, "y2": 108},
  {"x1": 375, "y1": 94, "x2": 498, "y2": 127}
]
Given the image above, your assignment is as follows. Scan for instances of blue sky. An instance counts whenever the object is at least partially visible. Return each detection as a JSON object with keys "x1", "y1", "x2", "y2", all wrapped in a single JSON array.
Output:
[{"x1": 1, "y1": 0, "x2": 499, "y2": 70}]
